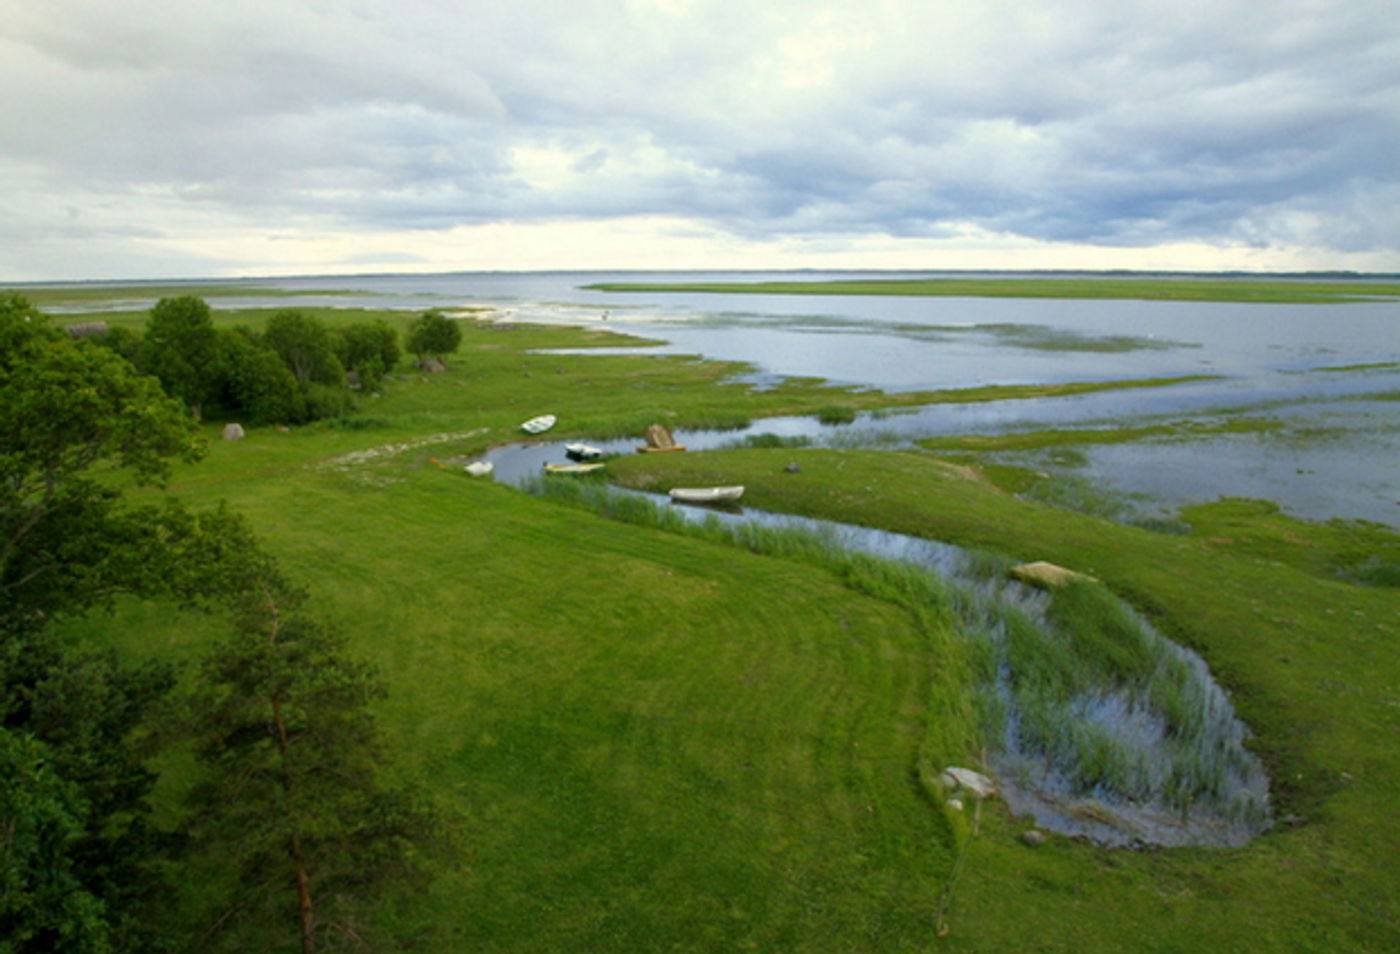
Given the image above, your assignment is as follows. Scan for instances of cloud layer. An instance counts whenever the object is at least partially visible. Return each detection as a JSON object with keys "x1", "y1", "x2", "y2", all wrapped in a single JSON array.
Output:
[{"x1": 3, "y1": 0, "x2": 1398, "y2": 278}]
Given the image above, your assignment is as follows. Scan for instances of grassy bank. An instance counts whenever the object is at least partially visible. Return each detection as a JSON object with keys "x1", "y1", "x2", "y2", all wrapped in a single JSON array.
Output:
[
  {"x1": 916, "y1": 418, "x2": 1283, "y2": 453},
  {"x1": 44, "y1": 298, "x2": 1400, "y2": 951},
  {"x1": 608, "y1": 448, "x2": 1399, "y2": 951},
  {"x1": 584, "y1": 276, "x2": 1400, "y2": 303}
]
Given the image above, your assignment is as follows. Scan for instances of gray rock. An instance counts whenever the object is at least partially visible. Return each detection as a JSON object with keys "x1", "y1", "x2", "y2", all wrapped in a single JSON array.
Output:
[
  {"x1": 221, "y1": 423, "x2": 245, "y2": 441},
  {"x1": 784, "y1": 463, "x2": 801, "y2": 473},
  {"x1": 945, "y1": 766, "x2": 997, "y2": 798},
  {"x1": 1021, "y1": 829, "x2": 1047, "y2": 847}
]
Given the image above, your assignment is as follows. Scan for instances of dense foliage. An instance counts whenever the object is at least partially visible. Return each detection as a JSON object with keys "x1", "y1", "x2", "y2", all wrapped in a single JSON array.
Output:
[
  {"x1": 99, "y1": 298, "x2": 404, "y2": 427},
  {"x1": 405, "y1": 310, "x2": 461, "y2": 364},
  {"x1": 0, "y1": 295, "x2": 433, "y2": 953}
]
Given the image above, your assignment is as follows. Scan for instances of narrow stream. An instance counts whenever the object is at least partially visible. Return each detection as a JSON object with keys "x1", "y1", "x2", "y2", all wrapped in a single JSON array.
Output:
[{"x1": 477, "y1": 437, "x2": 1273, "y2": 847}]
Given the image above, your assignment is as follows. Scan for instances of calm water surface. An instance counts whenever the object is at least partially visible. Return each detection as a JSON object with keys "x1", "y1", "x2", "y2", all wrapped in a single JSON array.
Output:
[{"x1": 46, "y1": 270, "x2": 1400, "y2": 525}]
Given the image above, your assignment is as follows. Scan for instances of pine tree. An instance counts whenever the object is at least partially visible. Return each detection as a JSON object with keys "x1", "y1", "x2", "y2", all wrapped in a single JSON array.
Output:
[{"x1": 184, "y1": 578, "x2": 438, "y2": 953}]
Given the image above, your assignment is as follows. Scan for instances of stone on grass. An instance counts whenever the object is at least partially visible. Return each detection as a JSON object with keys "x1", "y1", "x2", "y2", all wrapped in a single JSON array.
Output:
[
  {"x1": 1010, "y1": 560, "x2": 1098, "y2": 589},
  {"x1": 1021, "y1": 829, "x2": 1047, "y2": 847},
  {"x1": 945, "y1": 766, "x2": 997, "y2": 798},
  {"x1": 221, "y1": 423, "x2": 245, "y2": 441}
]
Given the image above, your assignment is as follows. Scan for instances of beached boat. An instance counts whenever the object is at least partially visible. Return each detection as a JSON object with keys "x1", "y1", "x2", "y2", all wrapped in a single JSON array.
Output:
[
  {"x1": 636, "y1": 443, "x2": 687, "y2": 453},
  {"x1": 669, "y1": 485, "x2": 744, "y2": 503},
  {"x1": 543, "y1": 462, "x2": 604, "y2": 475},
  {"x1": 464, "y1": 460, "x2": 493, "y2": 477},
  {"x1": 564, "y1": 442, "x2": 603, "y2": 460},
  {"x1": 520, "y1": 414, "x2": 556, "y2": 434}
]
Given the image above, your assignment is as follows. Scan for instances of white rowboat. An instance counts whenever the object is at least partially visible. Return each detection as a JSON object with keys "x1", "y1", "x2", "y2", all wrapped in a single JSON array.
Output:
[
  {"x1": 564, "y1": 442, "x2": 603, "y2": 460},
  {"x1": 669, "y1": 486, "x2": 744, "y2": 503},
  {"x1": 543, "y1": 462, "x2": 604, "y2": 475},
  {"x1": 520, "y1": 414, "x2": 556, "y2": 434}
]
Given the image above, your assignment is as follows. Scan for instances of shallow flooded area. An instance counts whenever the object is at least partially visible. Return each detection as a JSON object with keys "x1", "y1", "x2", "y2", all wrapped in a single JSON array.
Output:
[{"x1": 39, "y1": 270, "x2": 1400, "y2": 525}]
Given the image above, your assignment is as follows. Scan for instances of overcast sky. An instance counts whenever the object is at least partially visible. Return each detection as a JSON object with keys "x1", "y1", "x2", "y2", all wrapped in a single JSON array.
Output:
[{"x1": 3, "y1": 0, "x2": 1398, "y2": 280}]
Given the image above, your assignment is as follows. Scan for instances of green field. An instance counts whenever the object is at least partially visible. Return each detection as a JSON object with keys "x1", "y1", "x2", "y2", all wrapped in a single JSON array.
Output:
[
  {"x1": 41, "y1": 300, "x2": 1400, "y2": 952},
  {"x1": 585, "y1": 276, "x2": 1400, "y2": 303}
]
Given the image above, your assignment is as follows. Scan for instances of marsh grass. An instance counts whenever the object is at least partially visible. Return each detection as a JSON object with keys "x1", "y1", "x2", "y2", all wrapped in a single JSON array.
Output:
[
  {"x1": 816, "y1": 404, "x2": 858, "y2": 425},
  {"x1": 720, "y1": 432, "x2": 813, "y2": 450},
  {"x1": 532, "y1": 479, "x2": 1267, "y2": 839}
]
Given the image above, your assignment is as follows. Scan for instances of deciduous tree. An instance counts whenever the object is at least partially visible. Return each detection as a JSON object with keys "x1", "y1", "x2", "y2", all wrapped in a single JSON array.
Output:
[
  {"x1": 405, "y1": 311, "x2": 461, "y2": 365},
  {"x1": 263, "y1": 310, "x2": 345, "y2": 387},
  {"x1": 142, "y1": 296, "x2": 220, "y2": 419}
]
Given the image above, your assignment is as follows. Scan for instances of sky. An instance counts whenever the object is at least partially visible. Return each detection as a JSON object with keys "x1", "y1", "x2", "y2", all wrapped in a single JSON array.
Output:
[{"x1": 2, "y1": 0, "x2": 1398, "y2": 280}]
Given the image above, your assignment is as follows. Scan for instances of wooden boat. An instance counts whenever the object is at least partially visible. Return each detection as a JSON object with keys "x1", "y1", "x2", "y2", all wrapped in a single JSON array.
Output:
[
  {"x1": 543, "y1": 462, "x2": 604, "y2": 475},
  {"x1": 668, "y1": 485, "x2": 744, "y2": 503},
  {"x1": 464, "y1": 460, "x2": 493, "y2": 477},
  {"x1": 520, "y1": 414, "x2": 556, "y2": 434},
  {"x1": 636, "y1": 444, "x2": 687, "y2": 453},
  {"x1": 564, "y1": 442, "x2": 603, "y2": 461}
]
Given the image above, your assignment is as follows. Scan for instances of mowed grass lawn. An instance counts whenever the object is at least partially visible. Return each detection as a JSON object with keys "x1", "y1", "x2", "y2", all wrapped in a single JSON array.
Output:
[
  {"x1": 69, "y1": 315, "x2": 990, "y2": 952},
  {"x1": 56, "y1": 308, "x2": 1399, "y2": 952},
  {"x1": 194, "y1": 463, "x2": 968, "y2": 951}
]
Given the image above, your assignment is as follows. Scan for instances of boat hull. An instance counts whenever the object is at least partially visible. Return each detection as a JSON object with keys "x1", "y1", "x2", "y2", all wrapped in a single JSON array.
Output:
[{"x1": 668, "y1": 485, "x2": 744, "y2": 503}]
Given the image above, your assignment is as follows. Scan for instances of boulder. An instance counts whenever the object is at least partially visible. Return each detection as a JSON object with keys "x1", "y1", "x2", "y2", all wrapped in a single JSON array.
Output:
[
  {"x1": 643, "y1": 423, "x2": 677, "y2": 449},
  {"x1": 420, "y1": 356, "x2": 446, "y2": 373},
  {"x1": 1010, "y1": 560, "x2": 1098, "y2": 589},
  {"x1": 221, "y1": 423, "x2": 245, "y2": 441},
  {"x1": 944, "y1": 766, "x2": 997, "y2": 799},
  {"x1": 1021, "y1": 829, "x2": 1047, "y2": 847}
]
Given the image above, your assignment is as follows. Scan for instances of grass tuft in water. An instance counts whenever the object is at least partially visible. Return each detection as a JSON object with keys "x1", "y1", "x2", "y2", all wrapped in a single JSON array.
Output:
[{"x1": 816, "y1": 404, "x2": 858, "y2": 425}]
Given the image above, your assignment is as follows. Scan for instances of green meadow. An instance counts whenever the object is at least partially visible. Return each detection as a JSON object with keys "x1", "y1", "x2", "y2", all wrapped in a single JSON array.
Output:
[{"x1": 43, "y1": 300, "x2": 1400, "y2": 952}]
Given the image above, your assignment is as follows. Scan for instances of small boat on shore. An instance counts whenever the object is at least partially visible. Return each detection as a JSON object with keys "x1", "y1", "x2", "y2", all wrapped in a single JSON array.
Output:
[
  {"x1": 543, "y1": 462, "x2": 604, "y2": 475},
  {"x1": 636, "y1": 444, "x2": 687, "y2": 453},
  {"x1": 669, "y1": 485, "x2": 744, "y2": 503},
  {"x1": 565, "y1": 442, "x2": 603, "y2": 460},
  {"x1": 521, "y1": 414, "x2": 556, "y2": 434}
]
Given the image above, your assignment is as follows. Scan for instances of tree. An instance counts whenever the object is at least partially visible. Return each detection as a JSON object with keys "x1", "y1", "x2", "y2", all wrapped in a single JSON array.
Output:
[
  {"x1": 142, "y1": 296, "x2": 220, "y2": 419},
  {"x1": 405, "y1": 311, "x2": 461, "y2": 365},
  {"x1": 335, "y1": 321, "x2": 400, "y2": 390},
  {"x1": 2, "y1": 295, "x2": 203, "y2": 627},
  {"x1": 262, "y1": 311, "x2": 345, "y2": 387},
  {"x1": 1, "y1": 294, "x2": 210, "y2": 952},
  {"x1": 184, "y1": 576, "x2": 438, "y2": 954},
  {"x1": 215, "y1": 328, "x2": 305, "y2": 425},
  {"x1": 2, "y1": 295, "x2": 436, "y2": 951}
]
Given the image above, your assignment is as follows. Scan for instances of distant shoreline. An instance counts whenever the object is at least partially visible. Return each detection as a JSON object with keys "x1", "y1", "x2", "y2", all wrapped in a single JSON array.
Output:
[{"x1": 583, "y1": 276, "x2": 1400, "y2": 304}]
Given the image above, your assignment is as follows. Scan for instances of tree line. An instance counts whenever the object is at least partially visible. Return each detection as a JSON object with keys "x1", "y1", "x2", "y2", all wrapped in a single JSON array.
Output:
[
  {"x1": 1, "y1": 294, "x2": 447, "y2": 952},
  {"x1": 98, "y1": 296, "x2": 463, "y2": 425}
]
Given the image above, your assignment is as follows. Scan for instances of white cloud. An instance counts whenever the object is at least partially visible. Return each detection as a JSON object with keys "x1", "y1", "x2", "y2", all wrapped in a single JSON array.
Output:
[{"x1": 1, "y1": 0, "x2": 1397, "y2": 279}]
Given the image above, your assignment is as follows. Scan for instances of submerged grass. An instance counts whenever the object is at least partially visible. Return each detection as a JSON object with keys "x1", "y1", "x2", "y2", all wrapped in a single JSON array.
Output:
[{"x1": 917, "y1": 418, "x2": 1283, "y2": 453}]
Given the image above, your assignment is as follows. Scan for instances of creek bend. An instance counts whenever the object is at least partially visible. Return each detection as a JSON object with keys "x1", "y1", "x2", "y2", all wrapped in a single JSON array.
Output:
[{"x1": 477, "y1": 436, "x2": 1273, "y2": 848}]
